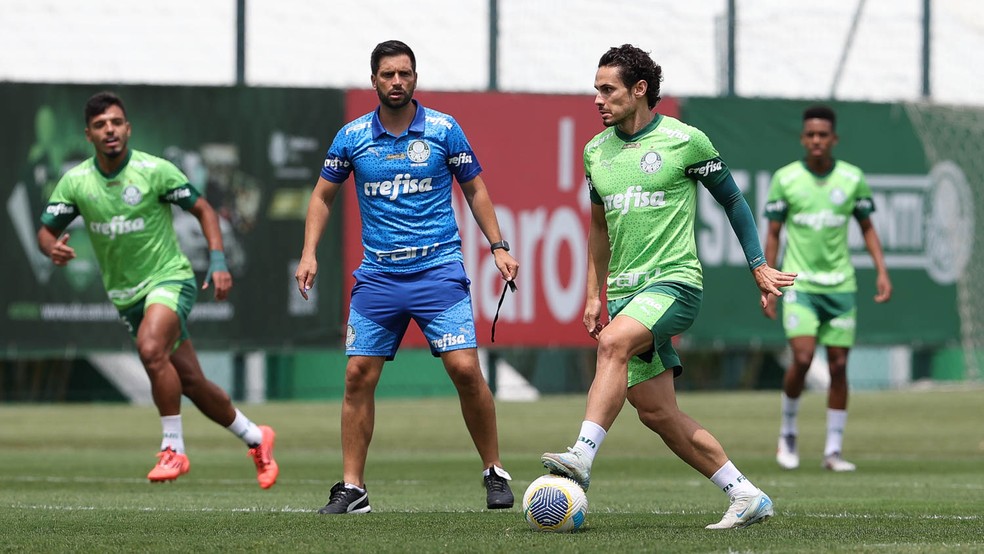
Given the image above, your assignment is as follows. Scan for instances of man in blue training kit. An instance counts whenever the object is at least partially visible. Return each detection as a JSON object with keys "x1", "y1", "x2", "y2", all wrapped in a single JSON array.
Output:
[{"x1": 296, "y1": 40, "x2": 519, "y2": 514}]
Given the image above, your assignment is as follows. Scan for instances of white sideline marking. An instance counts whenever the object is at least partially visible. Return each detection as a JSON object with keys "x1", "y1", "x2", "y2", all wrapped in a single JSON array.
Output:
[
  {"x1": 2, "y1": 475, "x2": 425, "y2": 487},
  {"x1": 7, "y1": 503, "x2": 316, "y2": 513}
]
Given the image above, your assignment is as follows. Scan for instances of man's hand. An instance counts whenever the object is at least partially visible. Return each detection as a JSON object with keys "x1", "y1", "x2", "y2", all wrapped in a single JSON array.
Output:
[
  {"x1": 493, "y1": 249, "x2": 519, "y2": 284},
  {"x1": 752, "y1": 264, "x2": 797, "y2": 309},
  {"x1": 294, "y1": 256, "x2": 318, "y2": 300},
  {"x1": 874, "y1": 271, "x2": 892, "y2": 303},
  {"x1": 201, "y1": 250, "x2": 232, "y2": 301},
  {"x1": 583, "y1": 297, "x2": 605, "y2": 340},
  {"x1": 48, "y1": 233, "x2": 76, "y2": 266},
  {"x1": 762, "y1": 294, "x2": 779, "y2": 320}
]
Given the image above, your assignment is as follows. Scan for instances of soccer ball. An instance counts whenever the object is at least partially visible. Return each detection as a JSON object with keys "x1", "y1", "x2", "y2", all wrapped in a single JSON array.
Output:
[{"x1": 522, "y1": 474, "x2": 588, "y2": 532}]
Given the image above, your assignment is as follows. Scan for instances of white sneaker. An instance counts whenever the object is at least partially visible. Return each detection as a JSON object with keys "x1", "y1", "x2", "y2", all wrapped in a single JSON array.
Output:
[
  {"x1": 823, "y1": 452, "x2": 856, "y2": 472},
  {"x1": 540, "y1": 448, "x2": 591, "y2": 491},
  {"x1": 776, "y1": 434, "x2": 799, "y2": 470},
  {"x1": 705, "y1": 489, "x2": 774, "y2": 530}
]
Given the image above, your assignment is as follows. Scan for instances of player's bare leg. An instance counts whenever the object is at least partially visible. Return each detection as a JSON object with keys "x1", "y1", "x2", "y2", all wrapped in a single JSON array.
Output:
[
  {"x1": 542, "y1": 316, "x2": 650, "y2": 491},
  {"x1": 137, "y1": 304, "x2": 185, "y2": 417},
  {"x1": 627, "y1": 371, "x2": 728, "y2": 477},
  {"x1": 137, "y1": 304, "x2": 190, "y2": 482},
  {"x1": 777, "y1": 335, "x2": 817, "y2": 469},
  {"x1": 442, "y1": 348, "x2": 502, "y2": 467},
  {"x1": 823, "y1": 345, "x2": 855, "y2": 471},
  {"x1": 170, "y1": 339, "x2": 235, "y2": 426},
  {"x1": 319, "y1": 355, "x2": 383, "y2": 514},
  {"x1": 628, "y1": 371, "x2": 773, "y2": 529},
  {"x1": 441, "y1": 348, "x2": 513, "y2": 508},
  {"x1": 341, "y1": 355, "x2": 385, "y2": 488}
]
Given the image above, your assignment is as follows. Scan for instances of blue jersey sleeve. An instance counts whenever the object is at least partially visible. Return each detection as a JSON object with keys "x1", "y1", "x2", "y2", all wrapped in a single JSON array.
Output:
[
  {"x1": 320, "y1": 126, "x2": 357, "y2": 183},
  {"x1": 444, "y1": 118, "x2": 482, "y2": 184}
]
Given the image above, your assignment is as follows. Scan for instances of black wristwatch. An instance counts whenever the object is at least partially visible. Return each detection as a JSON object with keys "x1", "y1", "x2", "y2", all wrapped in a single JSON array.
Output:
[{"x1": 490, "y1": 240, "x2": 510, "y2": 253}]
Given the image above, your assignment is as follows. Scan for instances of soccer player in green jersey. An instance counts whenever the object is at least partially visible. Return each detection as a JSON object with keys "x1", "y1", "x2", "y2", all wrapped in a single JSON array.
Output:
[
  {"x1": 541, "y1": 44, "x2": 796, "y2": 530},
  {"x1": 36, "y1": 92, "x2": 279, "y2": 488},
  {"x1": 764, "y1": 105, "x2": 892, "y2": 472}
]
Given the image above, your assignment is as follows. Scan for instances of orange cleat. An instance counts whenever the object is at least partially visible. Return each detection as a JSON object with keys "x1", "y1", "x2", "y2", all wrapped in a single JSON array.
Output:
[
  {"x1": 147, "y1": 447, "x2": 190, "y2": 482},
  {"x1": 249, "y1": 425, "x2": 279, "y2": 489}
]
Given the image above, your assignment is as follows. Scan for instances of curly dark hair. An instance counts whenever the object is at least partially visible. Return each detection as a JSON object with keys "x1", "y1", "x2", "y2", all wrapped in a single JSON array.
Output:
[
  {"x1": 803, "y1": 105, "x2": 836, "y2": 130},
  {"x1": 598, "y1": 44, "x2": 663, "y2": 109},
  {"x1": 84, "y1": 91, "x2": 126, "y2": 126}
]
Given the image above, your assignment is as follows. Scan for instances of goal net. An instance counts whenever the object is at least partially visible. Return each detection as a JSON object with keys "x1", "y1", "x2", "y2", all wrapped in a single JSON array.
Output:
[{"x1": 905, "y1": 102, "x2": 984, "y2": 381}]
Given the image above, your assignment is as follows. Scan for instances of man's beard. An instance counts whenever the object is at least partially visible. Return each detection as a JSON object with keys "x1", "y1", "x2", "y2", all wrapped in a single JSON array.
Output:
[{"x1": 377, "y1": 88, "x2": 413, "y2": 109}]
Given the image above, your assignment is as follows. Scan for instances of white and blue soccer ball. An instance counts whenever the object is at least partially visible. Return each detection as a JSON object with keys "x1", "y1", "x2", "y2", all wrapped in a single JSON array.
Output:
[{"x1": 522, "y1": 474, "x2": 588, "y2": 533}]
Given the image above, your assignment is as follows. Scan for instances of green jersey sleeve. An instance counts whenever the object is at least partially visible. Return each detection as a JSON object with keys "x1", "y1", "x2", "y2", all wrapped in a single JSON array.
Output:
[
  {"x1": 40, "y1": 172, "x2": 81, "y2": 231},
  {"x1": 764, "y1": 170, "x2": 789, "y2": 222},
  {"x1": 152, "y1": 159, "x2": 200, "y2": 210},
  {"x1": 853, "y1": 172, "x2": 875, "y2": 220},
  {"x1": 682, "y1": 128, "x2": 730, "y2": 186}
]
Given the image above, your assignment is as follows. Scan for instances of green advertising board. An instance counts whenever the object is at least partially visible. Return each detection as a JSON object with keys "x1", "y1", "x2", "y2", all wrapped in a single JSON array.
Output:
[
  {"x1": 679, "y1": 97, "x2": 966, "y2": 347},
  {"x1": 0, "y1": 84, "x2": 346, "y2": 356}
]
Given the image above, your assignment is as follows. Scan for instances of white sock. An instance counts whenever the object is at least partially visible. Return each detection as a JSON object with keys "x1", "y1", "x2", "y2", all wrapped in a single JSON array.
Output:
[
  {"x1": 780, "y1": 393, "x2": 799, "y2": 437},
  {"x1": 160, "y1": 414, "x2": 185, "y2": 454},
  {"x1": 710, "y1": 460, "x2": 758, "y2": 497},
  {"x1": 824, "y1": 409, "x2": 848, "y2": 456},
  {"x1": 570, "y1": 420, "x2": 607, "y2": 463},
  {"x1": 344, "y1": 482, "x2": 366, "y2": 492},
  {"x1": 226, "y1": 409, "x2": 263, "y2": 447}
]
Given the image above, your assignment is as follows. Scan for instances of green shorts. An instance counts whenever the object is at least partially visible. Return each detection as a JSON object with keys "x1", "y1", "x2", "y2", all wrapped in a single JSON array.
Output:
[
  {"x1": 117, "y1": 279, "x2": 197, "y2": 344},
  {"x1": 608, "y1": 282, "x2": 702, "y2": 387},
  {"x1": 781, "y1": 290, "x2": 856, "y2": 347}
]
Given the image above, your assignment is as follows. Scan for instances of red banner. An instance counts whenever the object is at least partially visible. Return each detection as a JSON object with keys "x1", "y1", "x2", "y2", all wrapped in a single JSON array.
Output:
[{"x1": 343, "y1": 90, "x2": 680, "y2": 347}]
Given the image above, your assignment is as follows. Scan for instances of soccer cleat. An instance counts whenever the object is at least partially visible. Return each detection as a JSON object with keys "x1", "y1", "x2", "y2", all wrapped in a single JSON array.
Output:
[
  {"x1": 249, "y1": 425, "x2": 279, "y2": 489},
  {"x1": 318, "y1": 482, "x2": 372, "y2": 514},
  {"x1": 823, "y1": 452, "x2": 857, "y2": 472},
  {"x1": 540, "y1": 448, "x2": 591, "y2": 491},
  {"x1": 147, "y1": 447, "x2": 190, "y2": 482},
  {"x1": 705, "y1": 489, "x2": 774, "y2": 530},
  {"x1": 484, "y1": 465, "x2": 514, "y2": 509},
  {"x1": 776, "y1": 434, "x2": 800, "y2": 470}
]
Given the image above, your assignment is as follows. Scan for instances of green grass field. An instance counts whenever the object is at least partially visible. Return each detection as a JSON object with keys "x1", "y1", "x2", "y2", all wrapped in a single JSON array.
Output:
[{"x1": 2, "y1": 388, "x2": 982, "y2": 553}]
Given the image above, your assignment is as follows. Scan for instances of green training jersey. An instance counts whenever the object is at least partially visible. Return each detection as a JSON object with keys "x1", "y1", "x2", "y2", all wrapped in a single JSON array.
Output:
[
  {"x1": 585, "y1": 114, "x2": 732, "y2": 300},
  {"x1": 40, "y1": 150, "x2": 201, "y2": 308},
  {"x1": 764, "y1": 159, "x2": 874, "y2": 293}
]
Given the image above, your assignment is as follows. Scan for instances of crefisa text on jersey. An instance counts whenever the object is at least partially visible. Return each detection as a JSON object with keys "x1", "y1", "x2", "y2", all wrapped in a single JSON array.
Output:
[{"x1": 363, "y1": 173, "x2": 434, "y2": 201}]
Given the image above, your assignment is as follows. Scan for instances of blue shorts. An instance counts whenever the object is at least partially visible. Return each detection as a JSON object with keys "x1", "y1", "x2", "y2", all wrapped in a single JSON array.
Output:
[{"x1": 346, "y1": 261, "x2": 477, "y2": 359}]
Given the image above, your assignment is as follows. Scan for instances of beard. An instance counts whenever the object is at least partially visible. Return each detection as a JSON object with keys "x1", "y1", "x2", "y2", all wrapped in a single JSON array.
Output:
[{"x1": 376, "y1": 87, "x2": 414, "y2": 110}]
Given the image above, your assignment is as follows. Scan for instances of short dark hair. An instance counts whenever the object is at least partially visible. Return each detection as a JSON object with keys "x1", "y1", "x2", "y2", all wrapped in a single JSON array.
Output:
[
  {"x1": 803, "y1": 105, "x2": 836, "y2": 129},
  {"x1": 598, "y1": 44, "x2": 663, "y2": 109},
  {"x1": 84, "y1": 91, "x2": 126, "y2": 126},
  {"x1": 371, "y1": 40, "x2": 416, "y2": 75}
]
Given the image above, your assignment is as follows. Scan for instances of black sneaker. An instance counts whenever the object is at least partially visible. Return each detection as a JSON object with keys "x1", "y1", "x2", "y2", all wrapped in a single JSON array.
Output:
[
  {"x1": 484, "y1": 466, "x2": 514, "y2": 509},
  {"x1": 318, "y1": 481, "x2": 372, "y2": 514}
]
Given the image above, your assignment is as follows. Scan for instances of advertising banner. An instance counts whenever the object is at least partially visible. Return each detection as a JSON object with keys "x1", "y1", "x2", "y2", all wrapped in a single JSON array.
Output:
[
  {"x1": 0, "y1": 84, "x2": 346, "y2": 355},
  {"x1": 680, "y1": 98, "x2": 966, "y2": 346}
]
